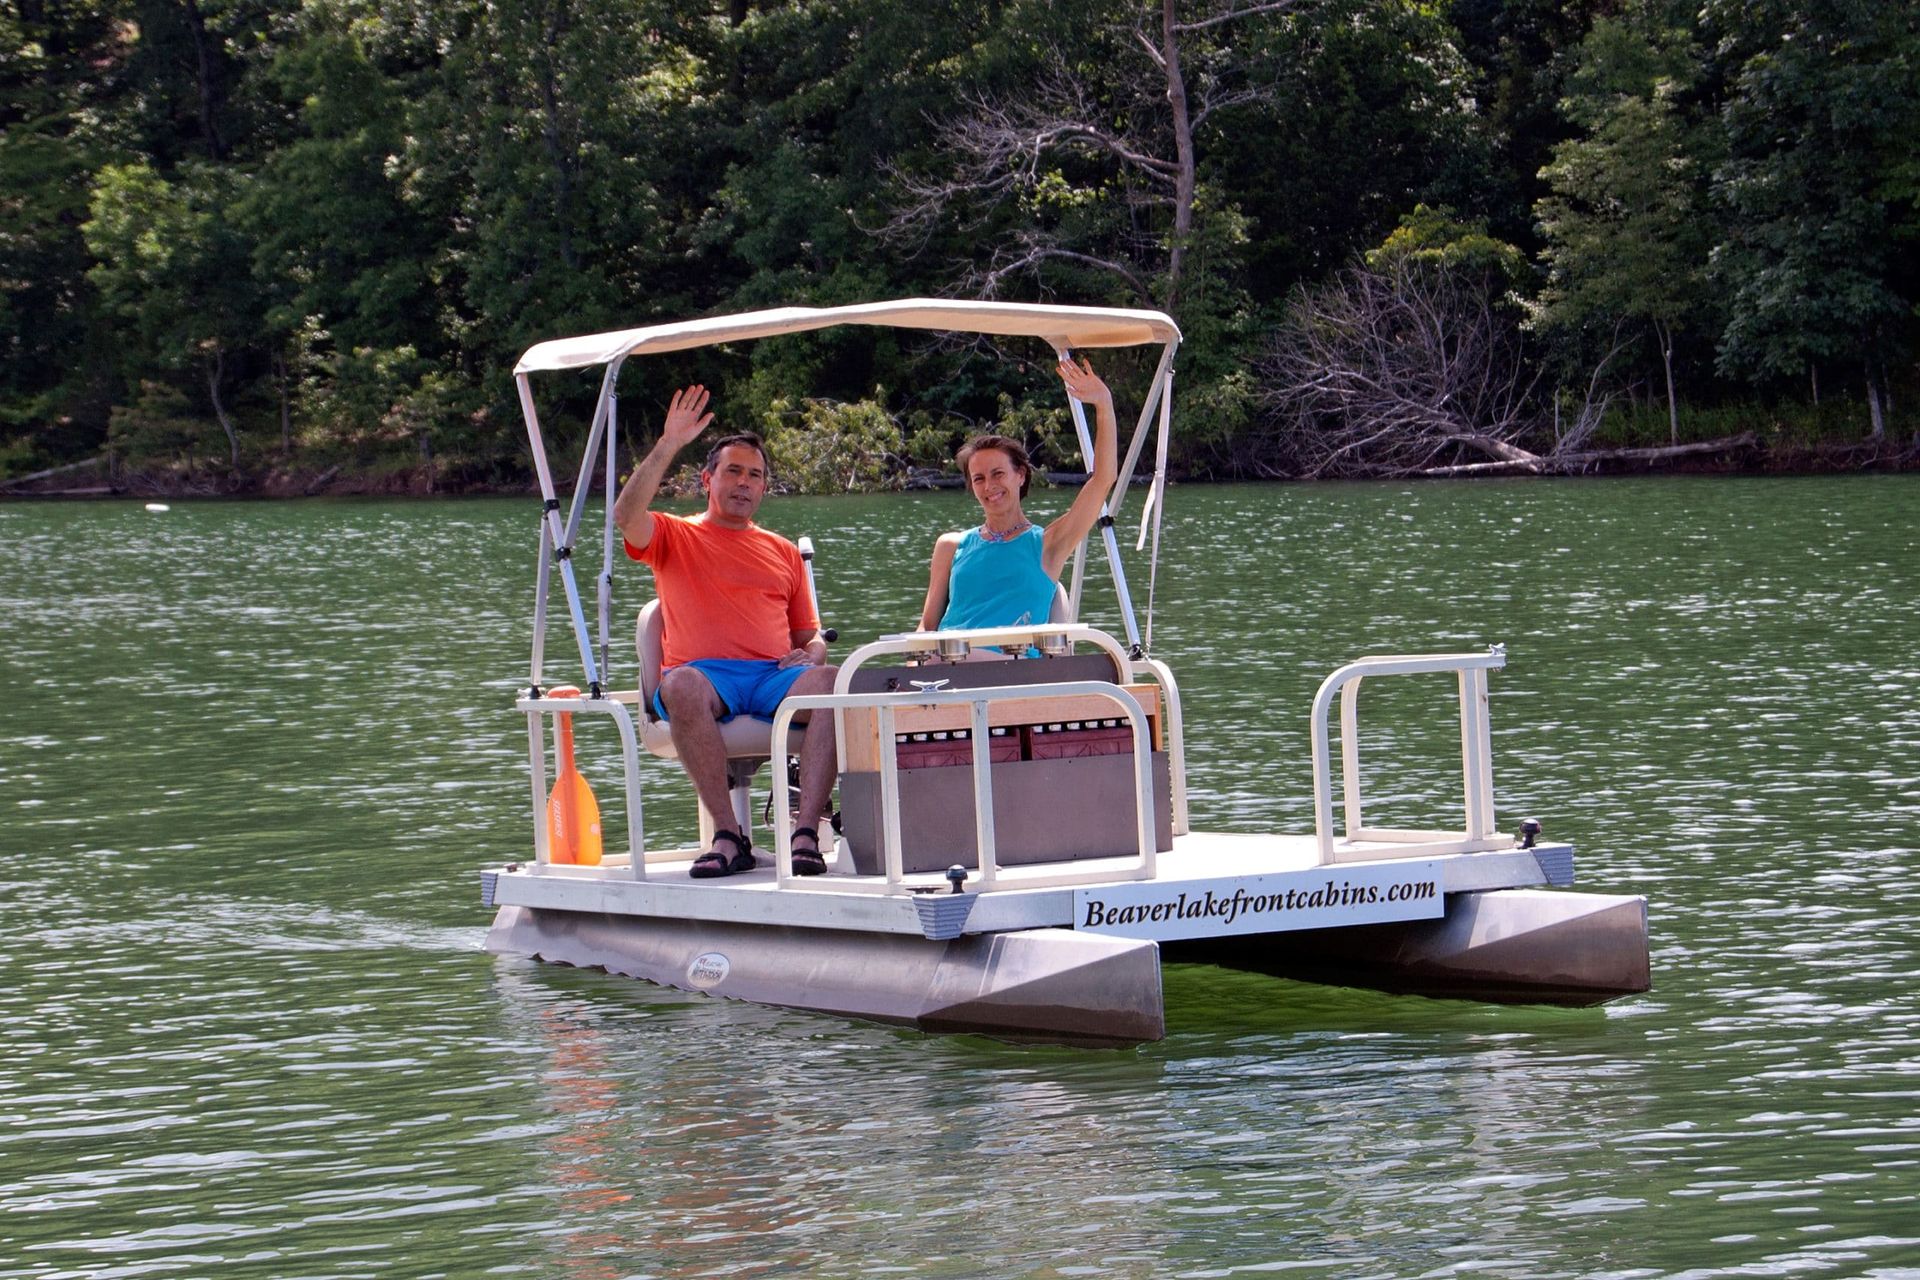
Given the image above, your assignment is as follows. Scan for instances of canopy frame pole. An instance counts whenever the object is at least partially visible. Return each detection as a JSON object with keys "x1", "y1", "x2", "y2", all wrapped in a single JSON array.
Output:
[
  {"x1": 530, "y1": 512, "x2": 553, "y2": 692},
  {"x1": 1105, "y1": 342, "x2": 1177, "y2": 528},
  {"x1": 1057, "y1": 340, "x2": 1175, "y2": 654},
  {"x1": 555, "y1": 359, "x2": 627, "y2": 688},
  {"x1": 1140, "y1": 360, "x2": 1176, "y2": 654},
  {"x1": 599, "y1": 392, "x2": 618, "y2": 683},
  {"x1": 516, "y1": 371, "x2": 607, "y2": 697},
  {"x1": 1062, "y1": 389, "x2": 1141, "y2": 652}
]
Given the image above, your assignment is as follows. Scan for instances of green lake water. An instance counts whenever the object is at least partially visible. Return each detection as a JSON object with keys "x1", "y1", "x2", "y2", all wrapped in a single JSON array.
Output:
[{"x1": 2, "y1": 475, "x2": 1916, "y2": 1278}]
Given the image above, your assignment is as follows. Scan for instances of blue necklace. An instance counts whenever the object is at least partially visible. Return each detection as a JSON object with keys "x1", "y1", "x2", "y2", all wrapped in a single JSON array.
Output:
[{"x1": 978, "y1": 520, "x2": 1032, "y2": 543}]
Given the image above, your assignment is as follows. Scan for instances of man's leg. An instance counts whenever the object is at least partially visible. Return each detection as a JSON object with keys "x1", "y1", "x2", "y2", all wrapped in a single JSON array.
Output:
[
  {"x1": 785, "y1": 665, "x2": 840, "y2": 836},
  {"x1": 655, "y1": 665, "x2": 744, "y2": 851}
]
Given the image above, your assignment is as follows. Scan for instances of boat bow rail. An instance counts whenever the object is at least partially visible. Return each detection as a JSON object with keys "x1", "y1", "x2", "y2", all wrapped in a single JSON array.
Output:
[
  {"x1": 511, "y1": 621, "x2": 1169, "y2": 889},
  {"x1": 1311, "y1": 645, "x2": 1511, "y2": 862},
  {"x1": 770, "y1": 679, "x2": 1158, "y2": 894},
  {"x1": 506, "y1": 630, "x2": 1532, "y2": 886}
]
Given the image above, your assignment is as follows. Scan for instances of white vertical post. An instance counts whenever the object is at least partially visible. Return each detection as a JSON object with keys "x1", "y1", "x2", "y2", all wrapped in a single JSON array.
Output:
[
  {"x1": 1140, "y1": 360, "x2": 1175, "y2": 653},
  {"x1": 968, "y1": 699, "x2": 999, "y2": 889},
  {"x1": 1476, "y1": 669, "x2": 1496, "y2": 835},
  {"x1": 1104, "y1": 342, "x2": 1176, "y2": 526},
  {"x1": 526, "y1": 712, "x2": 550, "y2": 865},
  {"x1": 1340, "y1": 678, "x2": 1365, "y2": 839},
  {"x1": 604, "y1": 702, "x2": 646, "y2": 881},
  {"x1": 879, "y1": 704, "x2": 905, "y2": 886},
  {"x1": 1459, "y1": 668, "x2": 1495, "y2": 838},
  {"x1": 1137, "y1": 656, "x2": 1190, "y2": 836},
  {"x1": 1061, "y1": 395, "x2": 1097, "y2": 631},
  {"x1": 530, "y1": 517, "x2": 553, "y2": 687},
  {"x1": 1062, "y1": 354, "x2": 1146, "y2": 650}
]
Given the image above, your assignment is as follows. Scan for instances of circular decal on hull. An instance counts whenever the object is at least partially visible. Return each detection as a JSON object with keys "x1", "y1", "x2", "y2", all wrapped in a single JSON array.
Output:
[{"x1": 686, "y1": 951, "x2": 731, "y2": 989}]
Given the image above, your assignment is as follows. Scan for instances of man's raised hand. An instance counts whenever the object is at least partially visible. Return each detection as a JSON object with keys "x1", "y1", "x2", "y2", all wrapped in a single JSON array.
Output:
[{"x1": 662, "y1": 385, "x2": 715, "y2": 450}]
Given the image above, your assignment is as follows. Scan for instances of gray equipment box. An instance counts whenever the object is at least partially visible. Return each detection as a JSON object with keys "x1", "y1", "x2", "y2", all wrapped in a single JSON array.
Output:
[
  {"x1": 839, "y1": 654, "x2": 1172, "y2": 875},
  {"x1": 841, "y1": 752, "x2": 1173, "y2": 875}
]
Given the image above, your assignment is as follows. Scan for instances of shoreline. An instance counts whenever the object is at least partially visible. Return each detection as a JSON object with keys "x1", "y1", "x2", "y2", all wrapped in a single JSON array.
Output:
[{"x1": 3, "y1": 439, "x2": 1914, "y2": 500}]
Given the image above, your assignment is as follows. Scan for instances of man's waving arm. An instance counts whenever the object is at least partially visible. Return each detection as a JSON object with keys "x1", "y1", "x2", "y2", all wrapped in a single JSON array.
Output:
[{"x1": 612, "y1": 385, "x2": 714, "y2": 551}]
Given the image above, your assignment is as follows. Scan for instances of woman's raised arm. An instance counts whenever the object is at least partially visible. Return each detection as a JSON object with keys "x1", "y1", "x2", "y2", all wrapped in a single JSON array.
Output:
[{"x1": 1041, "y1": 356, "x2": 1118, "y2": 579}]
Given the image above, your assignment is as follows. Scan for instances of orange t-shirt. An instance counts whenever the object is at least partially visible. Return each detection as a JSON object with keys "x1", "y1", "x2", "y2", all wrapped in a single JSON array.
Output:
[{"x1": 626, "y1": 512, "x2": 817, "y2": 669}]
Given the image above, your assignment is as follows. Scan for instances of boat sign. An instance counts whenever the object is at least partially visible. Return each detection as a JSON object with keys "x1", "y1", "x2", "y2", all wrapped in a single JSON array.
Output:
[
  {"x1": 1074, "y1": 861, "x2": 1446, "y2": 942},
  {"x1": 686, "y1": 952, "x2": 731, "y2": 989}
]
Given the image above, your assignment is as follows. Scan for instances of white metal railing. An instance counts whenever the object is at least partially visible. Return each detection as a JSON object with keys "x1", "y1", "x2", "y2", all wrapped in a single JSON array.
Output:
[
  {"x1": 835, "y1": 621, "x2": 1189, "y2": 835},
  {"x1": 1310, "y1": 645, "x2": 1508, "y2": 864},
  {"x1": 769, "y1": 680, "x2": 1159, "y2": 894},
  {"x1": 515, "y1": 691, "x2": 647, "y2": 877}
]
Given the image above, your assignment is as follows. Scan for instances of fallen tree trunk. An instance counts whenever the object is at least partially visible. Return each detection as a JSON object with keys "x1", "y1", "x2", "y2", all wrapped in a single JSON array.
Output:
[
  {"x1": 1, "y1": 454, "x2": 109, "y2": 490},
  {"x1": 1418, "y1": 432, "x2": 1756, "y2": 477}
]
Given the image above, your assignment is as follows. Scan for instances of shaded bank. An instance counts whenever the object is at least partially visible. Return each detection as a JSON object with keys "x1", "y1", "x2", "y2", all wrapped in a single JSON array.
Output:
[{"x1": 5, "y1": 436, "x2": 1915, "y2": 500}]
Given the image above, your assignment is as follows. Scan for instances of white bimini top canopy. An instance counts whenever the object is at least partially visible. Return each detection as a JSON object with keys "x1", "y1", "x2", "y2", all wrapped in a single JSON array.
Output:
[
  {"x1": 514, "y1": 298, "x2": 1181, "y2": 374},
  {"x1": 514, "y1": 297, "x2": 1180, "y2": 696}
]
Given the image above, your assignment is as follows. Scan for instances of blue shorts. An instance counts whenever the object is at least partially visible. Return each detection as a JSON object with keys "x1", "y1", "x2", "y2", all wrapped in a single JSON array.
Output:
[{"x1": 652, "y1": 658, "x2": 810, "y2": 723}]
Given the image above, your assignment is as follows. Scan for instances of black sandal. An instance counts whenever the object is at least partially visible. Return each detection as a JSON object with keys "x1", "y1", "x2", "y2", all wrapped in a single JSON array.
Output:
[
  {"x1": 790, "y1": 826, "x2": 827, "y2": 877},
  {"x1": 689, "y1": 828, "x2": 755, "y2": 879}
]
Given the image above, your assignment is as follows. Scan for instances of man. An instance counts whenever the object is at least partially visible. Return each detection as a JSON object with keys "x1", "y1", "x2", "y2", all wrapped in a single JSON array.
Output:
[{"x1": 612, "y1": 384, "x2": 837, "y2": 879}]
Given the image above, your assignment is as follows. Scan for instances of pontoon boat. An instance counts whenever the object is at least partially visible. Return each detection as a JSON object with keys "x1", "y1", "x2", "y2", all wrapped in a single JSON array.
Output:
[{"x1": 482, "y1": 300, "x2": 1650, "y2": 1044}]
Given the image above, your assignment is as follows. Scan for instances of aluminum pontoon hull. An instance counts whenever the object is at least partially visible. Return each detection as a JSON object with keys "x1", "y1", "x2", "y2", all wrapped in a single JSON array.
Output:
[
  {"x1": 486, "y1": 886, "x2": 1648, "y2": 1042},
  {"x1": 1170, "y1": 888, "x2": 1651, "y2": 1006},
  {"x1": 486, "y1": 905, "x2": 1167, "y2": 1044}
]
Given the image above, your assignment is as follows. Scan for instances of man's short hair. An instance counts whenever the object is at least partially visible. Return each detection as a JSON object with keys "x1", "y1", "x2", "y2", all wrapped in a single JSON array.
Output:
[{"x1": 702, "y1": 433, "x2": 773, "y2": 477}]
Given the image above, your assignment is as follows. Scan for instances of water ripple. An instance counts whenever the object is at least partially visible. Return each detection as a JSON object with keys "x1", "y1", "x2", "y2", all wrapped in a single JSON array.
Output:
[{"x1": 3, "y1": 479, "x2": 1917, "y2": 1278}]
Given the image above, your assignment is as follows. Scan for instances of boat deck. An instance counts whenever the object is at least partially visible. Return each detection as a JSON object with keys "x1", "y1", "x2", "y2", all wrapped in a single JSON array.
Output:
[{"x1": 483, "y1": 831, "x2": 1575, "y2": 943}]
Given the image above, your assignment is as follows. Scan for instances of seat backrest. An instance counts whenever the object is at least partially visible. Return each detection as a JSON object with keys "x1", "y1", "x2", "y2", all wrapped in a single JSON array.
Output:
[
  {"x1": 635, "y1": 599, "x2": 664, "y2": 719},
  {"x1": 1049, "y1": 582, "x2": 1072, "y2": 623}
]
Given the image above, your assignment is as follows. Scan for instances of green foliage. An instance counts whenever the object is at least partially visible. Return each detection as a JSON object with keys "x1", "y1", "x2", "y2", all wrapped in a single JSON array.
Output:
[
  {"x1": 84, "y1": 161, "x2": 259, "y2": 372},
  {"x1": 1596, "y1": 396, "x2": 1884, "y2": 449},
  {"x1": 241, "y1": 23, "x2": 436, "y2": 351},
  {"x1": 1705, "y1": 0, "x2": 1919, "y2": 398},
  {"x1": 1533, "y1": 16, "x2": 1717, "y2": 324},
  {"x1": 1370, "y1": 204, "x2": 1532, "y2": 295},
  {"x1": 2, "y1": 0, "x2": 1908, "y2": 486},
  {"x1": 761, "y1": 394, "x2": 905, "y2": 494},
  {"x1": 291, "y1": 320, "x2": 482, "y2": 464},
  {"x1": 1530, "y1": 10, "x2": 1724, "y2": 438},
  {"x1": 902, "y1": 413, "x2": 969, "y2": 471},
  {"x1": 108, "y1": 381, "x2": 215, "y2": 468},
  {"x1": 979, "y1": 395, "x2": 1064, "y2": 473}
]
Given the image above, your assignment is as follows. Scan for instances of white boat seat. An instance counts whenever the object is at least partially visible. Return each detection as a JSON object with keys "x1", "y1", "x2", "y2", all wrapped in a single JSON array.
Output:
[
  {"x1": 634, "y1": 599, "x2": 809, "y2": 761},
  {"x1": 633, "y1": 597, "x2": 814, "y2": 853}
]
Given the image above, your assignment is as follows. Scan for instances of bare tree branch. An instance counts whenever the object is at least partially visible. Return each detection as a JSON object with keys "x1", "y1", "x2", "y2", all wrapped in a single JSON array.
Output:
[
  {"x1": 1175, "y1": 1, "x2": 1297, "y2": 34},
  {"x1": 875, "y1": 2, "x2": 1298, "y2": 309},
  {"x1": 1254, "y1": 260, "x2": 1545, "y2": 477},
  {"x1": 971, "y1": 236, "x2": 1156, "y2": 303}
]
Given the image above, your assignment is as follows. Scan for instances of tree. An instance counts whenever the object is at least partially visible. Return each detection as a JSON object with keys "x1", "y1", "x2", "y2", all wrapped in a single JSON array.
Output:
[
  {"x1": 0, "y1": 1, "x2": 126, "y2": 468},
  {"x1": 1443, "y1": 0, "x2": 1613, "y2": 251},
  {"x1": 876, "y1": 0, "x2": 1502, "y2": 470},
  {"x1": 1706, "y1": 0, "x2": 1920, "y2": 439},
  {"x1": 1534, "y1": 14, "x2": 1719, "y2": 444},
  {"x1": 84, "y1": 162, "x2": 262, "y2": 469}
]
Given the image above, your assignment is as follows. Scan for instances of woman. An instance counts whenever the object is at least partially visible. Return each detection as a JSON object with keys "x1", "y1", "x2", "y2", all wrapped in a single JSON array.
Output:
[{"x1": 917, "y1": 354, "x2": 1118, "y2": 635}]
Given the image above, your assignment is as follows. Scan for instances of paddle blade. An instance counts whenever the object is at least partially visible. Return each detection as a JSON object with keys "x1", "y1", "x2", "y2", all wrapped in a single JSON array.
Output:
[{"x1": 547, "y1": 767, "x2": 604, "y2": 866}]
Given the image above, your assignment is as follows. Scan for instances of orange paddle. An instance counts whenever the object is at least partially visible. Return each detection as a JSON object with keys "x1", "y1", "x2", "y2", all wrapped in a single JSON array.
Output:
[{"x1": 544, "y1": 686, "x2": 603, "y2": 866}]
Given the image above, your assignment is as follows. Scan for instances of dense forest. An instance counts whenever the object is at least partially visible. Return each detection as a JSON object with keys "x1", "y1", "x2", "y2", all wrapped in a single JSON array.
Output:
[{"x1": 2, "y1": 0, "x2": 1916, "y2": 494}]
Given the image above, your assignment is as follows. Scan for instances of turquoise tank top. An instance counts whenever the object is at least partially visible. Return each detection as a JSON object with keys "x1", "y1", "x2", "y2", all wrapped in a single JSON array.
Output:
[{"x1": 939, "y1": 526, "x2": 1057, "y2": 630}]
